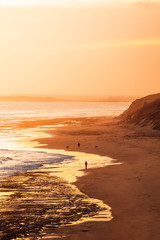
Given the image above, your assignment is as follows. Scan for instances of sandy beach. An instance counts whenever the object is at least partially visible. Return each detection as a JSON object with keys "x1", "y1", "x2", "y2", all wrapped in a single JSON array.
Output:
[
  {"x1": 1, "y1": 116, "x2": 160, "y2": 239},
  {"x1": 22, "y1": 116, "x2": 160, "y2": 240}
]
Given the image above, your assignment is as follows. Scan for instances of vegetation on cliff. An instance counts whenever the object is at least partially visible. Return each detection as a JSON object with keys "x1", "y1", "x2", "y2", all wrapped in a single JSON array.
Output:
[{"x1": 120, "y1": 93, "x2": 160, "y2": 130}]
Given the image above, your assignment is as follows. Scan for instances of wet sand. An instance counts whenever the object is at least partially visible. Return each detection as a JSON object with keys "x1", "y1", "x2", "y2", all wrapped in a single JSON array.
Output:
[
  {"x1": 0, "y1": 169, "x2": 112, "y2": 240},
  {"x1": 33, "y1": 116, "x2": 160, "y2": 240}
]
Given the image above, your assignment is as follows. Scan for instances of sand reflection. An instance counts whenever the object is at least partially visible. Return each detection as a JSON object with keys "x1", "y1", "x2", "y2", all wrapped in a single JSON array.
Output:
[{"x1": 0, "y1": 169, "x2": 112, "y2": 239}]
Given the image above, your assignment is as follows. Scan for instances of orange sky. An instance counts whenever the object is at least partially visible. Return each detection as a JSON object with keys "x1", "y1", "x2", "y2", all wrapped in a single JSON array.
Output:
[{"x1": 0, "y1": 0, "x2": 160, "y2": 96}]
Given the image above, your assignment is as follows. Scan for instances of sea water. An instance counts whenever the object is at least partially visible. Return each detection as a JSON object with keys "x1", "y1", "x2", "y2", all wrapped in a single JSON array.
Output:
[{"x1": 0, "y1": 101, "x2": 130, "y2": 178}]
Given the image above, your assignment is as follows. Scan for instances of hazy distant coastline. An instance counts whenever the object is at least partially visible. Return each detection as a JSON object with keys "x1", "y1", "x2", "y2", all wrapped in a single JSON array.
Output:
[{"x1": 0, "y1": 95, "x2": 137, "y2": 102}]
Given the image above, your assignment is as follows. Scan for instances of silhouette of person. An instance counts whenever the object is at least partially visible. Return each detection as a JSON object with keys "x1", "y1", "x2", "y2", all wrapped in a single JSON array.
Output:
[
  {"x1": 85, "y1": 161, "x2": 88, "y2": 170},
  {"x1": 78, "y1": 142, "x2": 80, "y2": 147}
]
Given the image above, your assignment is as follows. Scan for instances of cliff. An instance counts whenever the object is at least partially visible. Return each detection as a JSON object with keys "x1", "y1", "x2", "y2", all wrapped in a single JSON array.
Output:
[{"x1": 120, "y1": 93, "x2": 160, "y2": 130}]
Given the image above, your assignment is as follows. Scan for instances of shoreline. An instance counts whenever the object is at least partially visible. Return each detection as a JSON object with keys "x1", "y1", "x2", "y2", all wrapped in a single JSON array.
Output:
[
  {"x1": 34, "y1": 116, "x2": 160, "y2": 240},
  {"x1": 0, "y1": 147, "x2": 115, "y2": 239},
  {"x1": 0, "y1": 116, "x2": 160, "y2": 239},
  {"x1": 0, "y1": 117, "x2": 117, "y2": 239}
]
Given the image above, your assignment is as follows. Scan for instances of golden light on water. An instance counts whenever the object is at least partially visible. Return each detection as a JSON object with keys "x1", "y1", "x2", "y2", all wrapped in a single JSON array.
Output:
[{"x1": 0, "y1": 123, "x2": 117, "y2": 182}]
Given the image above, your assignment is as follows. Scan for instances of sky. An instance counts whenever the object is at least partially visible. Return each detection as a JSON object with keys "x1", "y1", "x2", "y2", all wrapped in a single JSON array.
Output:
[{"x1": 0, "y1": 0, "x2": 160, "y2": 96}]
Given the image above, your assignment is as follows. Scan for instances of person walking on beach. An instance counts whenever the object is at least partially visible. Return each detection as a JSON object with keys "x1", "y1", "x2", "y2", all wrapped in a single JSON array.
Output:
[{"x1": 85, "y1": 161, "x2": 88, "y2": 170}]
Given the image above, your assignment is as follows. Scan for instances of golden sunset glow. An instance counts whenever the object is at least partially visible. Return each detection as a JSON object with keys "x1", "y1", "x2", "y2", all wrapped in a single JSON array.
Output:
[
  {"x1": 1, "y1": 0, "x2": 159, "y2": 7},
  {"x1": 0, "y1": 0, "x2": 160, "y2": 96}
]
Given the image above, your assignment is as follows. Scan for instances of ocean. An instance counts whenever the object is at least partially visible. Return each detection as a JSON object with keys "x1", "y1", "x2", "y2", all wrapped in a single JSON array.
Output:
[
  {"x1": 0, "y1": 101, "x2": 130, "y2": 179},
  {"x1": 0, "y1": 101, "x2": 129, "y2": 119}
]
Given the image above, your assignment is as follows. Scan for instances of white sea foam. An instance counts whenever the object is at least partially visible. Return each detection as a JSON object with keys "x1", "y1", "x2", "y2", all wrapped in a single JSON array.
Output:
[{"x1": 0, "y1": 149, "x2": 73, "y2": 178}]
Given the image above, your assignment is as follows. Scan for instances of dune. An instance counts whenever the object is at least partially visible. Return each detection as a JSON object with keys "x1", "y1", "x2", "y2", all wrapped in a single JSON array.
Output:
[{"x1": 120, "y1": 93, "x2": 160, "y2": 130}]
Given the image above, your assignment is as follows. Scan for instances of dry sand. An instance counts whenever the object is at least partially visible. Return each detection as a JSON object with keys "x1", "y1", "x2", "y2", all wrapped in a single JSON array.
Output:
[{"x1": 20, "y1": 116, "x2": 160, "y2": 240}]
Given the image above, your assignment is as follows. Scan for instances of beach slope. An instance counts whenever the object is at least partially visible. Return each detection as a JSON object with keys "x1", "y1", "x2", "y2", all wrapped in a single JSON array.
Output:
[{"x1": 36, "y1": 114, "x2": 160, "y2": 240}]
